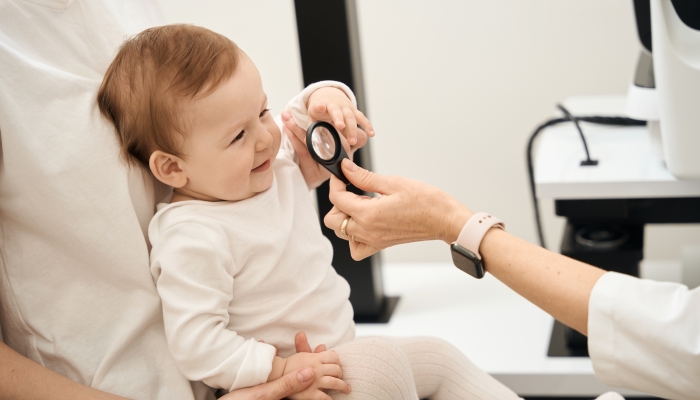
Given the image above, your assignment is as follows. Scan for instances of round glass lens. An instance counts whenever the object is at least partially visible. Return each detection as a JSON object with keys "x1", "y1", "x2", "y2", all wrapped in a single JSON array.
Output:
[{"x1": 311, "y1": 126, "x2": 336, "y2": 161}]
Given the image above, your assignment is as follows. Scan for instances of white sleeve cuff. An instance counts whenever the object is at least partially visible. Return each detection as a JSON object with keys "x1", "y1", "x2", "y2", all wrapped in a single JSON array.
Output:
[
  {"x1": 286, "y1": 81, "x2": 357, "y2": 130},
  {"x1": 229, "y1": 339, "x2": 277, "y2": 391},
  {"x1": 588, "y1": 271, "x2": 626, "y2": 388},
  {"x1": 588, "y1": 271, "x2": 700, "y2": 399}
]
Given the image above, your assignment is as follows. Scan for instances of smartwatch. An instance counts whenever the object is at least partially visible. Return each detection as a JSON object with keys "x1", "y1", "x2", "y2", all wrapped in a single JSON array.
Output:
[{"x1": 451, "y1": 212, "x2": 505, "y2": 279}]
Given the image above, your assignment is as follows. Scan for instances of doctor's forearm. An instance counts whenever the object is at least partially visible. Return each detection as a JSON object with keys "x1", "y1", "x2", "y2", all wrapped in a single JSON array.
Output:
[
  {"x1": 477, "y1": 228, "x2": 606, "y2": 335},
  {"x1": 0, "y1": 342, "x2": 128, "y2": 400}
]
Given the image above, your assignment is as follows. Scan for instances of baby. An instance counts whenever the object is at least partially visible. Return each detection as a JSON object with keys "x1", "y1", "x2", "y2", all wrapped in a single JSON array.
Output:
[{"x1": 97, "y1": 24, "x2": 520, "y2": 400}]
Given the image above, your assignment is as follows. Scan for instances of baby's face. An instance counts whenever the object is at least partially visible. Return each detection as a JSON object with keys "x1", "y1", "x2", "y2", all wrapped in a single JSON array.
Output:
[{"x1": 177, "y1": 55, "x2": 281, "y2": 202}]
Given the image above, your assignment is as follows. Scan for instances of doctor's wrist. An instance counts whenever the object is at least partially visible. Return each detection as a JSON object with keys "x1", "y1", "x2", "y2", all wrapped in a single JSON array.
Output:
[{"x1": 441, "y1": 203, "x2": 474, "y2": 244}]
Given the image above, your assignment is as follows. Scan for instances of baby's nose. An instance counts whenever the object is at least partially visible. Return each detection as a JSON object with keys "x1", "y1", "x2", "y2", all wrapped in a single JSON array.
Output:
[{"x1": 255, "y1": 127, "x2": 274, "y2": 151}]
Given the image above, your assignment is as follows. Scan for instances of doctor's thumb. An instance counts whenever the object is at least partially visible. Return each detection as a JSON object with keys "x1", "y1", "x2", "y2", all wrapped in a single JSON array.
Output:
[{"x1": 342, "y1": 159, "x2": 388, "y2": 194}]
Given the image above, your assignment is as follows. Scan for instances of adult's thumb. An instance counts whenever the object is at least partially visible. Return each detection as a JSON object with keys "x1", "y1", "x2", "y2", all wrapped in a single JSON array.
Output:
[
  {"x1": 272, "y1": 368, "x2": 314, "y2": 398},
  {"x1": 341, "y1": 159, "x2": 390, "y2": 194}
]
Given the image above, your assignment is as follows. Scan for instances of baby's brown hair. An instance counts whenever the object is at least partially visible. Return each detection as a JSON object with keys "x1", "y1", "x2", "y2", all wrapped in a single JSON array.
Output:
[{"x1": 98, "y1": 24, "x2": 240, "y2": 167}]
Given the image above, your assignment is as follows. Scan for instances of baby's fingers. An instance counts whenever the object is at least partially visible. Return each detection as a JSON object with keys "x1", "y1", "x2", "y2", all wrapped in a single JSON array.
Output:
[
  {"x1": 326, "y1": 103, "x2": 346, "y2": 131},
  {"x1": 319, "y1": 350, "x2": 340, "y2": 365},
  {"x1": 281, "y1": 111, "x2": 307, "y2": 143},
  {"x1": 341, "y1": 107, "x2": 358, "y2": 146},
  {"x1": 310, "y1": 102, "x2": 327, "y2": 118},
  {"x1": 354, "y1": 109, "x2": 374, "y2": 137},
  {"x1": 317, "y1": 362, "x2": 343, "y2": 379},
  {"x1": 318, "y1": 376, "x2": 351, "y2": 394}
]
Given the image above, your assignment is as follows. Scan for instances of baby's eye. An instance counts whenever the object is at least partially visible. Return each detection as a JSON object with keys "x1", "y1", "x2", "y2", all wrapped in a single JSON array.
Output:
[
  {"x1": 259, "y1": 108, "x2": 270, "y2": 118},
  {"x1": 231, "y1": 130, "x2": 245, "y2": 144}
]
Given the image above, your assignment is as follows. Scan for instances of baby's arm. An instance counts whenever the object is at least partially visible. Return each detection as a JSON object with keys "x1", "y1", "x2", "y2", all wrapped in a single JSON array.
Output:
[{"x1": 150, "y1": 220, "x2": 276, "y2": 391}]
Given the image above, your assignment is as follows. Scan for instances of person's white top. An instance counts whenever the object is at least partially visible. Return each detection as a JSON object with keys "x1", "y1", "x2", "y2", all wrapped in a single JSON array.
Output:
[
  {"x1": 588, "y1": 272, "x2": 700, "y2": 399},
  {"x1": 149, "y1": 102, "x2": 355, "y2": 390},
  {"x1": 0, "y1": 0, "x2": 347, "y2": 398},
  {"x1": 0, "y1": 1, "x2": 212, "y2": 399}
]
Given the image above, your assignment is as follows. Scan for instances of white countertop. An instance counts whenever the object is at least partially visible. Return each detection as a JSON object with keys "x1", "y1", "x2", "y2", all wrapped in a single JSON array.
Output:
[
  {"x1": 534, "y1": 95, "x2": 700, "y2": 200},
  {"x1": 357, "y1": 263, "x2": 650, "y2": 397}
]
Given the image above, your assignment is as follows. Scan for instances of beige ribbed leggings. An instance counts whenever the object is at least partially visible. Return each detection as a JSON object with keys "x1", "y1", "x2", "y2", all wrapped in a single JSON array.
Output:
[{"x1": 329, "y1": 337, "x2": 624, "y2": 400}]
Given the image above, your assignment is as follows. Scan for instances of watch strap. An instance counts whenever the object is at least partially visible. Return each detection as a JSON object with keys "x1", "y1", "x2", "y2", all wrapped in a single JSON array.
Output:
[{"x1": 455, "y1": 212, "x2": 505, "y2": 260}]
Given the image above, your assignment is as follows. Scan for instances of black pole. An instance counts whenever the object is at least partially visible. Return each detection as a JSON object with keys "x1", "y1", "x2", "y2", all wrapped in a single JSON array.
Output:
[{"x1": 293, "y1": 0, "x2": 397, "y2": 322}]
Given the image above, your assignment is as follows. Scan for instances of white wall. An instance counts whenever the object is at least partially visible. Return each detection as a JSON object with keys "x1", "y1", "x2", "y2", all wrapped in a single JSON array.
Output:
[{"x1": 156, "y1": 0, "x2": 700, "y2": 264}]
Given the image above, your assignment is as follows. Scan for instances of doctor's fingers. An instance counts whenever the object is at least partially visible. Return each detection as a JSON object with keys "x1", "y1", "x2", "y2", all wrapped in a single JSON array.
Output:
[
  {"x1": 327, "y1": 174, "x2": 376, "y2": 217},
  {"x1": 324, "y1": 207, "x2": 376, "y2": 249},
  {"x1": 349, "y1": 240, "x2": 383, "y2": 261}
]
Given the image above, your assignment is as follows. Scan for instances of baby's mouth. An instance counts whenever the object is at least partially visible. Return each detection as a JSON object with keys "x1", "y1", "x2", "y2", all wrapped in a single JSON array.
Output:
[{"x1": 252, "y1": 159, "x2": 271, "y2": 173}]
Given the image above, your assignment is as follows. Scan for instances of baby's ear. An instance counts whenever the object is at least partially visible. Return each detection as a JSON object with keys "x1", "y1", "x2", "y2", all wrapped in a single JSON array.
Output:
[{"x1": 149, "y1": 151, "x2": 187, "y2": 188}]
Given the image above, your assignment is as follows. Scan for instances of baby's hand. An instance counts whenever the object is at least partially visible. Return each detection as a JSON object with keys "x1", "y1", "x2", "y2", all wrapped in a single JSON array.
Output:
[
  {"x1": 284, "y1": 350, "x2": 350, "y2": 399},
  {"x1": 307, "y1": 87, "x2": 375, "y2": 148}
]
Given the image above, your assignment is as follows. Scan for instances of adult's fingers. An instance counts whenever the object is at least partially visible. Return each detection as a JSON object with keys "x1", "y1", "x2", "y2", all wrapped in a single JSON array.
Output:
[
  {"x1": 326, "y1": 175, "x2": 368, "y2": 217},
  {"x1": 268, "y1": 369, "x2": 315, "y2": 399},
  {"x1": 324, "y1": 206, "x2": 369, "y2": 243},
  {"x1": 340, "y1": 159, "x2": 395, "y2": 195},
  {"x1": 349, "y1": 240, "x2": 382, "y2": 261},
  {"x1": 294, "y1": 331, "x2": 313, "y2": 353},
  {"x1": 314, "y1": 344, "x2": 327, "y2": 353},
  {"x1": 323, "y1": 205, "x2": 351, "y2": 240},
  {"x1": 317, "y1": 376, "x2": 352, "y2": 394},
  {"x1": 220, "y1": 368, "x2": 314, "y2": 400}
]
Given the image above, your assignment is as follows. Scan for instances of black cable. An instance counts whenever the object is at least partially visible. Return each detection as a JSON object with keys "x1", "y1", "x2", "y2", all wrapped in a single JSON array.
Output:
[
  {"x1": 557, "y1": 104, "x2": 598, "y2": 166},
  {"x1": 527, "y1": 113, "x2": 645, "y2": 248}
]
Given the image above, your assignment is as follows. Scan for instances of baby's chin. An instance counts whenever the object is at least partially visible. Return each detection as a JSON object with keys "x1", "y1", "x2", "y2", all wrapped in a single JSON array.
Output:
[{"x1": 222, "y1": 174, "x2": 275, "y2": 202}]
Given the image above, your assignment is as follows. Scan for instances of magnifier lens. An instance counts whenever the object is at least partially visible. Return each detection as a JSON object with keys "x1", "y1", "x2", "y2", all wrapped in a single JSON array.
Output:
[{"x1": 311, "y1": 126, "x2": 336, "y2": 161}]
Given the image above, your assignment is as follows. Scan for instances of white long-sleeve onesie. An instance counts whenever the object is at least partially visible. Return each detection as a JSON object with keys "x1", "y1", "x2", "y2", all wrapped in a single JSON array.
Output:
[{"x1": 149, "y1": 82, "x2": 356, "y2": 391}]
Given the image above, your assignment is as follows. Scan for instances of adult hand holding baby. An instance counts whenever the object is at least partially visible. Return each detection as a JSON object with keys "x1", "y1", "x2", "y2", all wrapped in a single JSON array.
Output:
[{"x1": 281, "y1": 86, "x2": 375, "y2": 189}]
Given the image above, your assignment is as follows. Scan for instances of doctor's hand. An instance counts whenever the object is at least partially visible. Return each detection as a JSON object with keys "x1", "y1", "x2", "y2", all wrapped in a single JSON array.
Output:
[{"x1": 324, "y1": 159, "x2": 474, "y2": 260}]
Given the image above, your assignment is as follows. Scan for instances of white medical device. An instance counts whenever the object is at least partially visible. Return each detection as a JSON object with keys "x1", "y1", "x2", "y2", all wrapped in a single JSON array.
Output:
[{"x1": 627, "y1": 0, "x2": 700, "y2": 179}]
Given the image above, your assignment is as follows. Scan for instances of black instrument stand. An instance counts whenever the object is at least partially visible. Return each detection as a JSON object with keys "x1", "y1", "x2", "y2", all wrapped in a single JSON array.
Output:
[
  {"x1": 548, "y1": 197, "x2": 700, "y2": 357},
  {"x1": 294, "y1": 0, "x2": 398, "y2": 323}
]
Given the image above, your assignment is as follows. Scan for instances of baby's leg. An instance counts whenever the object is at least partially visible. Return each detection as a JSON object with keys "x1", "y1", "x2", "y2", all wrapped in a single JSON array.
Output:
[
  {"x1": 329, "y1": 337, "x2": 419, "y2": 400},
  {"x1": 391, "y1": 336, "x2": 521, "y2": 400}
]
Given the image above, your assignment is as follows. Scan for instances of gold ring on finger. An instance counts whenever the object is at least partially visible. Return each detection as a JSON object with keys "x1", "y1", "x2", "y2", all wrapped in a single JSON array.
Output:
[{"x1": 340, "y1": 217, "x2": 350, "y2": 239}]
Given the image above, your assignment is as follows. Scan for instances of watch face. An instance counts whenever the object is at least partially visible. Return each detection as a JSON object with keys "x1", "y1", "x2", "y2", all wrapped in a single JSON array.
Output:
[{"x1": 451, "y1": 243, "x2": 485, "y2": 279}]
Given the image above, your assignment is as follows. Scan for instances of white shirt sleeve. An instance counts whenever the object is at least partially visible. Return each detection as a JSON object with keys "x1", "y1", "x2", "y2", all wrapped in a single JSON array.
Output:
[
  {"x1": 150, "y1": 220, "x2": 276, "y2": 391},
  {"x1": 588, "y1": 271, "x2": 700, "y2": 399}
]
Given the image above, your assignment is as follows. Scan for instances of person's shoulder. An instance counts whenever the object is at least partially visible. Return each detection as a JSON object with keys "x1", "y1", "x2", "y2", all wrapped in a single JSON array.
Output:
[{"x1": 148, "y1": 201, "x2": 230, "y2": 246}]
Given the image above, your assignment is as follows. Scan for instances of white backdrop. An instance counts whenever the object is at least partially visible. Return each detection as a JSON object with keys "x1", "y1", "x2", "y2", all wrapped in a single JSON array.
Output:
[{"x1": 157, "y1": 0, "x2": 700, "y2": 264}]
